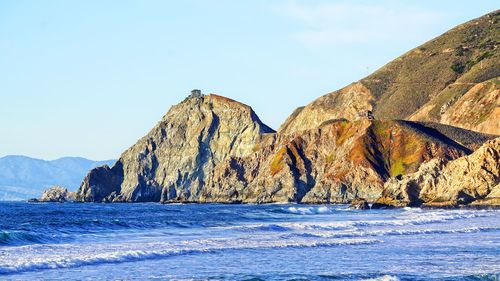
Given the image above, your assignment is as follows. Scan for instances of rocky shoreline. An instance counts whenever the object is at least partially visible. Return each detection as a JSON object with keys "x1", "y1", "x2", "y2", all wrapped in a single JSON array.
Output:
[{"x1": 36, "y1": 11, "x2": 500, "y2": 209}]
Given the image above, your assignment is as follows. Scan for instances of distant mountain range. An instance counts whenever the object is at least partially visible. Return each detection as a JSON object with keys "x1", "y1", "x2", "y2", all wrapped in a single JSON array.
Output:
[{"x1": 0, "y1": 156, "x2": 115, "y2": 201}]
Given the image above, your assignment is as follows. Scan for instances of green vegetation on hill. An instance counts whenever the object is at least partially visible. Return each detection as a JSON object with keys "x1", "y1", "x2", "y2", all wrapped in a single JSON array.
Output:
[
  {"x1": 280, "y1": 10, "x2": 499, "y2": 135},
  {"x1": 363, "y1": 10, "x2": 499, "y2": 121}
]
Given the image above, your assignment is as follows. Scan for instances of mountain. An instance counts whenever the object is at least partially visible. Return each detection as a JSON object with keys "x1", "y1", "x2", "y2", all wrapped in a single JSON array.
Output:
[
  {"x1": 76, "y1": 93, "x2": 274, "y2": 202},
  {"x1": 279, "y1": 10, "x2": 499, "y2": 135},
  {"x1": 0, "y1": 156, "x2": 115, "y2": 200},
  {"x1": 76, "y1": 11, "x2": 499, "y2": 207},
  {"x1": 76, "y1": 93, "x2": 491, "y2": 204}
]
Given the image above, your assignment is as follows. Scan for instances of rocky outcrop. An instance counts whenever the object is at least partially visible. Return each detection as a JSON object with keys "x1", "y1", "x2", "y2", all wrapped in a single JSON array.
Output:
[
  {"x1": 439, "y1": 79, "x2": 499, "y2": 135},
  {"x1": 31, "y1": 186, "x2": 75, "y2": 203},
  {"x1": 374, "y1": 138, "x2": 500, "y2": 208},
  {"x1": 349, "y1": 198, "x2": 370, "y2": 210},
  {"x1": 201, "y1": 119, "x2": 469, "y2": 204},
  {"x1": 280, "y1": 11, "x2": 499, "y2": 135},
  {"x1": 76, "y1": 92, "x2": 275, "y2": 203}
]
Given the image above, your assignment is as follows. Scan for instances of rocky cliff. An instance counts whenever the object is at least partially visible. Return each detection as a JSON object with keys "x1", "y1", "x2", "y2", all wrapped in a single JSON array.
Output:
[
  {"x1": 75, "y1": 11, "x2": 500, "y2": 207},
  {"x1": 280, "y1": 10, "x2": 499, "y2": 135},
  {"x1": 78, "y1": 104, "x2": 478, "y2": 204},
  {"x1": 76, "y1": 93, "x2": 274, "y2": 202},
  {"x1": 201, "y1": 120, "x2": 470, "y2": 203},
  {"x1": 374, "y1": 138, "x2": 499, "y2": 208}
]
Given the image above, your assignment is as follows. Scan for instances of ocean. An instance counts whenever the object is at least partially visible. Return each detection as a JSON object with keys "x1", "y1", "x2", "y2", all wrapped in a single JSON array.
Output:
[{"x1": 0, "y1": 202, "x2": 498, "y2": 281}]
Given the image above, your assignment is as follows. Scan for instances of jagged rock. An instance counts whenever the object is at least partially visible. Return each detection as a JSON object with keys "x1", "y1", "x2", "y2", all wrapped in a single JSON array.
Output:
[
  {"x1": 374, "y1": 138, "x2": 500, "y2": 208},
  {"x1": 37, "y1": 186, "x2": 75, "y2": 203},
  {"x1": 76, "y1": 93, "x2": 274, "y2": 203},
  {"x1": 349, "y1": 198, "x2": 370, "y2": 210}
]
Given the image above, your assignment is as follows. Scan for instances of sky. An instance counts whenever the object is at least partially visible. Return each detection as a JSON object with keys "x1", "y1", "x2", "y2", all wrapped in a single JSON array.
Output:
[{"x1": 0, "y1": 0, "x2": 498, "y2": 160}]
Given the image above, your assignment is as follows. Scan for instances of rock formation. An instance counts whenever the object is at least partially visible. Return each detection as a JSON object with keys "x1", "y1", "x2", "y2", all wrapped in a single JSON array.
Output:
[
  {"x1": 31, "y1": 186, "x2": 75, "y2": 203},
  {"x1": 77, "y1": 105, "x2": 478, "y2": 204},
  {"x1": 202, "y1": 120, "x2": 470, "y2": 204},
  {"x1": 75, "y1": 10, "x2": 500, "y2": 207},
  {"x1": 374, "y1": 138, "x2": 499, "y2": 208},
  {"x1": 280, "y1": 10, "x2": 499, "y2": 135},
  {"x1": 349, "y1": 199, "x2": 370, "y2": 210},
  {"x1": 76, "y1": 93, "x2": 274, "y2": 203}
]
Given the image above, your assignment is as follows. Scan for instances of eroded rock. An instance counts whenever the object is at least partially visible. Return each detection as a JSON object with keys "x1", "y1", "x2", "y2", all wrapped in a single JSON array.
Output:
[
  {"x1": 375, "y1": 138, "x2": 500, "y2": 208},
  {"x1": 37, "y1": 186, "x2": 75, "y2": 203}
]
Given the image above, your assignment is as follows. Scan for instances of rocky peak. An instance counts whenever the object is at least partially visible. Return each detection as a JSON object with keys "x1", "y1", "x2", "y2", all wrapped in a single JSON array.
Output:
[{"x1": 76, "y1": 92, "x2": 274, "y2": 203}]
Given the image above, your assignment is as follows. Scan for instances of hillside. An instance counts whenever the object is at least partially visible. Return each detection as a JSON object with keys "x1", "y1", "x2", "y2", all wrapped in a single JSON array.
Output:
[
  {"x1": 280, "y1": 10, "x2": 499, "y2": 135},
  {"x1": 0, "y1": 156, "x2": 115, "y2": 200}
]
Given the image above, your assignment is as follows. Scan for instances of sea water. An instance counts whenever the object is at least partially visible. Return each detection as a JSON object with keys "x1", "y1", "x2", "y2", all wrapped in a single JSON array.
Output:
[{"x1": 0, "y1": 202, "x2": 498, "y2": 280}]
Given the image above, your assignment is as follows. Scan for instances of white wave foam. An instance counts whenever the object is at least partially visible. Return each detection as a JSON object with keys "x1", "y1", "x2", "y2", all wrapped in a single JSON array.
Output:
[
  {"x1": 0, "y1": 237, "x2": 379, "y2": 275},
  {"x1": 213, "y1": 210, "x2": 494, "y2": 236},
  {"x1": 362, "y1": 275, "x2": 400, "y2": 281},
  {"x1": 286, "y1": 206, "x2": 331, "y2": 215},
  {"x1": 282, "y1": 226, "x2": 497, "y2": 239}
]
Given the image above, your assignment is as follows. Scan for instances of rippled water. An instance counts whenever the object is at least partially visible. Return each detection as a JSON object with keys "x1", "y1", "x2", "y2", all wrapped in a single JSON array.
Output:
[{"x1": 0, "y1": 202, "x2": 499, "y2": 280}]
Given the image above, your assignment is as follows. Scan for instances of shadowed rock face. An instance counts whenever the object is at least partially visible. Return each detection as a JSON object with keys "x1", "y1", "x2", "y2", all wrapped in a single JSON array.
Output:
[
  {"x1": 374, "y1": 138, "x2": 499, "y2": 208},
  {"x1": 76, "y1": 93, "x2": 275, "y2": 203},
  {"x1": 280, "y1": 11, "x2": 500, "y2": 135}
]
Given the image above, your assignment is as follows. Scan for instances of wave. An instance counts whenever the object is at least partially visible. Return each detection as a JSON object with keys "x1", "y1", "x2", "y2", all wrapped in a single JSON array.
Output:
[
  {"x1": 217, "y1": 211, "x2": 494, "y2": 234},
  {"x1": 0, "y1": 230, "x2": 70, "y2": 246},
  {"x1": 0, "y1": 238, "x2": 379, "y2": 275},
  {"x1": 283, "y1": 226, "x2": 498, "y2": 239},
  {"x1": 361, "y1": 275, "x2": 400, "y2": 281},
  {"x1": 283, "y1": 206, "x2": 331, "y2": 215}
]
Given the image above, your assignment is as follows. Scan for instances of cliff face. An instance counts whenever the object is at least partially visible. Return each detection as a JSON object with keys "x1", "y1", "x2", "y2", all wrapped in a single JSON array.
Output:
[
  {"x1": 201, "y1": 120, "x2": 469, "y2": 204},
  {"x1": 279, "y1": 11, "x2": 500, "y2": 135},
  {"x1": 375, "y1": 138, "x2": 499, "y2": 207},
  {"x1": 76, "y1": 93, "x2": 274, "y2": 202}
]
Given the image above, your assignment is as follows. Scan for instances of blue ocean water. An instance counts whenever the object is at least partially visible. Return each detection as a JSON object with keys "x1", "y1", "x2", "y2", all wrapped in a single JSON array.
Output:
[{"x1": 0, "y1": 202, "x2": 498, "y2": 281}]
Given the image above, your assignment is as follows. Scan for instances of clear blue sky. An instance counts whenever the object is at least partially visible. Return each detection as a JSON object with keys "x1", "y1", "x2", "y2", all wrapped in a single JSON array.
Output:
[{"x1": 1, "y1": 0, "x2": 497, "y2": 160}]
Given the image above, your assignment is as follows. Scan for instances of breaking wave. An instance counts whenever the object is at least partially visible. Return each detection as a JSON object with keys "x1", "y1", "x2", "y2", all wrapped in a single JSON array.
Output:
[{"x1": 0, "y1": 238, "x2": 379, "y2": 274}]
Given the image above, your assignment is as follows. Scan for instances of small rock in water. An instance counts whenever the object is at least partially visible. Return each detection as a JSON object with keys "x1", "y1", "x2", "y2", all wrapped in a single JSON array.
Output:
[
  {"x1": 349, "y1": 198, "x2": 370, "y2": 210},
  {"x1": 38, "y1": 186, "x2": 75, "y2": 203}
]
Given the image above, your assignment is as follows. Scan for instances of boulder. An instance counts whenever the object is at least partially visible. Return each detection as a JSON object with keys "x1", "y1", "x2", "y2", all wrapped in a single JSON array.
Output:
[
  {"x1": 38, "y1": 186, "x2": 75, "y2": 203},
  {"x1": 349, "y1": 198, "x2": 370, "y2": 210}
]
